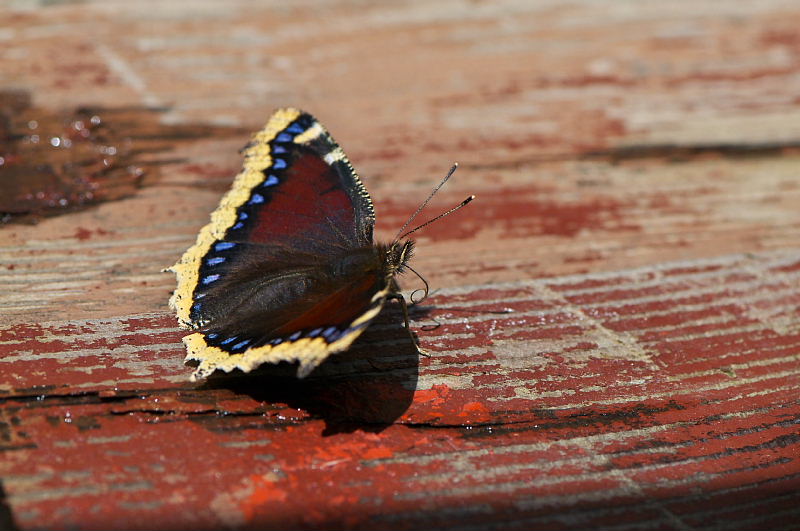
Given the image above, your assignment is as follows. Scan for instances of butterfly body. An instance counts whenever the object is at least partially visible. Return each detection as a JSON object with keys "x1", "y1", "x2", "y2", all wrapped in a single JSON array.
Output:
[{"x1": 168, "y1": 108, "x2": 416, "y2": 380}]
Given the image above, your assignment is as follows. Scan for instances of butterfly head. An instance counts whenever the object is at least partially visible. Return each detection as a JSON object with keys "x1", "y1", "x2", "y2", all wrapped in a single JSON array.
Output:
[{"x1": 383, "y1": 239, "x2": 415, "y2": 277}]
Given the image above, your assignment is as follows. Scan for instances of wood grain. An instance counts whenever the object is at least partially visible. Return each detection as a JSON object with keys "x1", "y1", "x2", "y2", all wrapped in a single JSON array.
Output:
[{"x1": 1, "y1": 1, "x2": 799, "y2": 529}]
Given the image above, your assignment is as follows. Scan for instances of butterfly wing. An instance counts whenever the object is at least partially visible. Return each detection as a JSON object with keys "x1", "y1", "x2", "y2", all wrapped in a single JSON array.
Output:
[{"x1": 168, "y1": 108, "x2": 389, "y2": 380}]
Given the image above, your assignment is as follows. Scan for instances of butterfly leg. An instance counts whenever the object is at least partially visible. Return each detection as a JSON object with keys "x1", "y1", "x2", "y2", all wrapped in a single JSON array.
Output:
[{"x1": 387, "y1": 292, "x2": 431, "y2": 358}]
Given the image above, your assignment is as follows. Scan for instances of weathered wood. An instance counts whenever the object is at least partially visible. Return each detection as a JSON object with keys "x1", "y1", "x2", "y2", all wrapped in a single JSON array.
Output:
[
  {"x1": 2, "y1": 251, "x2": 799, "y2": 529},
  {"x1": 1, "y1": 1, "x2": 799, "y2": 529}
]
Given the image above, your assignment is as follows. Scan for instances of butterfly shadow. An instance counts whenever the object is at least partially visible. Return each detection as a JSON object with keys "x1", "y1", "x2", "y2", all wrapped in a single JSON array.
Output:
[{"x1": 199, "y1": 303, "x2": 430, "y2": 436}]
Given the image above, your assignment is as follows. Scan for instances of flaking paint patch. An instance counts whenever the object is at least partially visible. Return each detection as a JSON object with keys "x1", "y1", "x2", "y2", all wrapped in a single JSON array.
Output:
[
  {"x1": 242, "y1": 474, "x2": 288, "y2": 520},
  {"x1": 363, "y1": 446, "x2": 394, "y2": 460},
  {"x1": 209, "y1": 472, "x2": 286, "y2": 528},
  {"x1": 459, "y1": 401, "x2": 491, "y2": 422}
]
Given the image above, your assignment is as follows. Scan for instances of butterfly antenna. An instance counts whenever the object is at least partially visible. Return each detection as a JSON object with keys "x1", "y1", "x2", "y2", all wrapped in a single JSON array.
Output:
[
  {"x1": 399, "y1": 194, "x2": 475, "y2": 240},
  {"x1": 394, "y1": 163, "x2": 460, "y2": 243},
  {"x1": 394, "y1": 163, "x2": 476, "y2": 242}
]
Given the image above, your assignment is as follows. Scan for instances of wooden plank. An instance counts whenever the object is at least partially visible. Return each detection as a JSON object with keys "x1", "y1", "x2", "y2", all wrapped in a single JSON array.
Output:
[
  {"x1": 2, "y1": 1, "x2": 800, "y2": 529},
  {"x1": 1, "y1": 251, "x2": 799, "y2": 529}
]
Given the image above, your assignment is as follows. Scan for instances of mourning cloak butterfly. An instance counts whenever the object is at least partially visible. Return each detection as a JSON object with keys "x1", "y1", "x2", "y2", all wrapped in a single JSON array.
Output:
[{"x1": 168, "y1": 108, "x2": 465, "y2": 380}]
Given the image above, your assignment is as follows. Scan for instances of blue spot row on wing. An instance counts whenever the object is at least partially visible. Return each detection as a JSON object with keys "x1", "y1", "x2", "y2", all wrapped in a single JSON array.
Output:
[
  {"x1": 263, "y1": 116, "x2": 313, "y2": 181},
  {"x1": 204, "y1": 325, "x2": 347, "y2": 354},
  {"x1": 191, "y1": 239, "x2": 241, "y2": 319},
  {"x1": 232, "y1": 339, "x2": 251, "y2": 351},
  {"x1": 285, "y1": 121, "x2": 307, "y2": 134},
  {"x1": 218, "y1": 119, "x2": 298, "y2": 242},
  {"x1": 202, "y1": 273, "x2": 220, "y2": 285}
]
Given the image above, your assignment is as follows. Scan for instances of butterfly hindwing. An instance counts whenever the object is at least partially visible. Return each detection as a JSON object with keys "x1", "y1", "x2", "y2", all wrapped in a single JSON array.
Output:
[
  {"x1": 183, "y1": 266, "x2": 387, "y2": 379},
  {"x1": 168, "y1": 108, "x2": 389, "y2": 379}
]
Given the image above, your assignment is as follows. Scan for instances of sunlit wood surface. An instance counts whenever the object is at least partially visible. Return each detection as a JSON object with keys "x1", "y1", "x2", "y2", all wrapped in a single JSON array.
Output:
[{"x1": 1, "y1": 2, "x2": 799, "y2": 529}]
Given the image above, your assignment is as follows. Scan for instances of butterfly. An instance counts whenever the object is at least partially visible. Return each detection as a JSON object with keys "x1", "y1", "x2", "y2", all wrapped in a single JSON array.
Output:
[{"x1": 168, "y1": 108, "x2": 469, "y2": 380}]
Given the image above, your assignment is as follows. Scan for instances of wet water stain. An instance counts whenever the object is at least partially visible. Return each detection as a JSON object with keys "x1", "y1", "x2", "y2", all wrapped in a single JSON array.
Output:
[
  {"x1": 0, "y1": 89, "x2": 143, "y2": 222},
  {"x1": 0, "y1": 89, "x2": 248, "y2": 223}
]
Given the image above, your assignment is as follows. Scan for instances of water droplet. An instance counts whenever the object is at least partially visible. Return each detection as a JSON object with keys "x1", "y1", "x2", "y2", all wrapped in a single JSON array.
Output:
[
  {"x1": 90, "y1": 115, "x2": 101, "y2": 125},
  {"x1": 50, "y1": 137, "x2": 60, "y2": 147},
  {"x1": 0, "y1": 157, "x2": 4, "y2": 166},
  {"x1": 27, "y1": 120, "x2": 38, "y2": 129}
]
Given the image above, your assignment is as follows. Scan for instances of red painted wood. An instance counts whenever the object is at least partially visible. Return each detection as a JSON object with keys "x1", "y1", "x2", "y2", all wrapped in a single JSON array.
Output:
[
  {"x1": 2, "y1": 2, "x2": 800, "y2": 530},
  {"x1": 2, "y1": 251, "x2": 799, "y2": 529}
]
